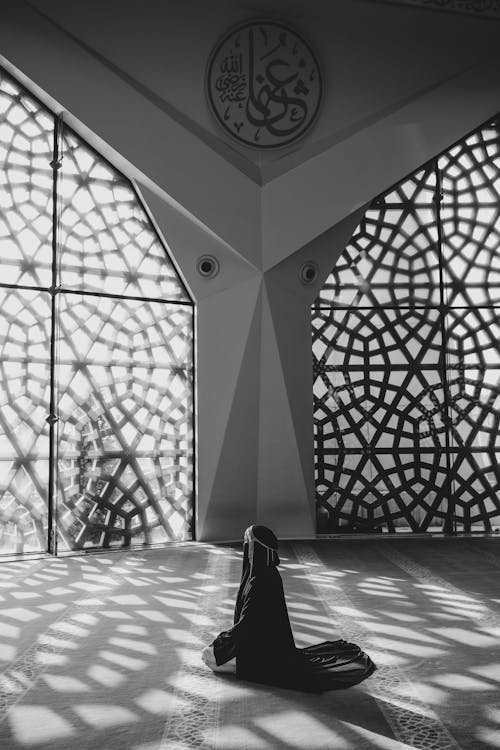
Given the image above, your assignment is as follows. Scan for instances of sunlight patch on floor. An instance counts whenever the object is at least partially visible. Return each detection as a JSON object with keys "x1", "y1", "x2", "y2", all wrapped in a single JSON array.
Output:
[
  {"x1": 109, "y1": 594, "x2": 147, "y2": 606},
  {"x1": 367, "y1": 623, "x2": 445, "y2": 644},
  {"x1": 99, "y1": 649, "x2": 148, "y2": 670},
  {"x1": 477, "y1": 707, "x2": 500, "y2": 748},
  {"x1": 365, "y1": 649, "x2": 409, "y2": 667},
  {"x1": 9, "y1": 705, "x2": 75, "y2": 745},
  {"x1": 3, "y1": 607, "x2": 41, "y2": 622},
  {"x1": 134, "y1": 687, "x2": 183, "y2": 715},
  {"x1": 470, "y1": 663, "x2": 500, "y2": 682},
  {"x1": 395, "y1": 681, "x2": 449, "y2": 705},
  {"x1": 429, "y1": 627, "x2": 499, "y2": 647},
  {"x1": 73, "y1": 703, "x2": 138, "y2": 728},
  {"x1": 370, "y1": 637, "x2": 446, "y2": 658},
  {"x1": 476, "y1": 727, "x2": 500, "y2": 748},
  {"x1": 254, "y1": 710, "x2": 351, "y2": 749},
  {"x1": 0, "y1": 642, "x2": 17, "y2": 661},
  {"x1": 41, "y1": 673, "x2": 91, "y2": 692},
  {"x1": 0, "y1": 622, "x2": 20, "y2": 638},
  {"x1": 335, "y1": 606, "x2": 378, "y2": 620},
  {"x1": 212, "y1": 724, "x2": 266, "y2": 748},
  {"x1": 35, "y1": 650, "x2": 68, "y2": 666},
  {"x1": 341, "y1": 721, "x2": 419, "y2": 749},
  {"x1": 117, "y1": 623, "x2": 149, "y2": 635},
  {"x1": 87, "y1": 663, "x2": 127, "y2": 687},
  {"x1": 137, "y1": 609, "x2": 173, "y2": 623},
  {"x1": 109, "y1": 636, "x2": 158, "y2": 655}
]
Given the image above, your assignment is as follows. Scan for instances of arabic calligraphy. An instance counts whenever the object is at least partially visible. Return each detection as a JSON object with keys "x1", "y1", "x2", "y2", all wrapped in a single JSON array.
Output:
[
  {"x1": 215, "y1": 51, "x2": 246, "y2": 103},
  {"x1": 207, "y1": 20, "x2": 322, "y2": 149}
]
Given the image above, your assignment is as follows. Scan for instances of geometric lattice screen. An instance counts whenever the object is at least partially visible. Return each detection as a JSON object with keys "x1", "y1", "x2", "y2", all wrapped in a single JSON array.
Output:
[
  {"x1": 0, "y1": 67, "x2": 194, "y2": 555},
  {"x1": 313, "y1": 116, "x2": 500, "y2": 534}
]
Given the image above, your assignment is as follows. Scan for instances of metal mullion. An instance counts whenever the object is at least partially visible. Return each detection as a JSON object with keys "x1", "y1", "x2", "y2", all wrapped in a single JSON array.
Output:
[
  {"x1": 190, "y1": 301, "x2": 196, "y2": 541},
  {"x1": 313, "y1": 304, "x2": 445, "y2": 312},
  {"x1": 441, "y1": 305, "x2": 500, "y2": 310},
  {"x1": 327, "y1": 448, "x2": 446, "y2": 454},
  {"x1": 57, "y1": 287, "x2": 194, "y2": 307},
  {"x1": 0, "y1": 282, "x2": 51, "y2": 294},
  {"x1": 434, "y1": 162, "x2": 455, "y2": 534},
  {"x1": 46, "y1": 115, "x2": 62, "y2": 556}
]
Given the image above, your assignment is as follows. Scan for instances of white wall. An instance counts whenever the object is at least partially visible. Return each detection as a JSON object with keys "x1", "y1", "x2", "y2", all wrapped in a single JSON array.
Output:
[{"x1": 1, "y1": 0, "x2": 500, "y2": 539}]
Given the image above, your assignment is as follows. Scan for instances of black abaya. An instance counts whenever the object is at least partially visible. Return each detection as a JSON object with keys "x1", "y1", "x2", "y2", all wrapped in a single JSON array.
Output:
[{"x1": 211, "y1": 534, "x2": 376, "y2": 692}]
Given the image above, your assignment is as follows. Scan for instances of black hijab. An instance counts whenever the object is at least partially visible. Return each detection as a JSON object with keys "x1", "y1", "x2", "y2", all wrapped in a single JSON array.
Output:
[{"x1": 234, "y1": 525, "x2": 280, "y2": 622}]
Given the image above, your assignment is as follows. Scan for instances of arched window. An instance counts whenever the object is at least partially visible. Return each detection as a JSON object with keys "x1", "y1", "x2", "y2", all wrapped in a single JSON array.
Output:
[
  {"x1": 313, "y1": 117, "x2": 500, "y2": 534},
  {"x1": 0, "y1": 67, "x2": 193, "y2": 555}
]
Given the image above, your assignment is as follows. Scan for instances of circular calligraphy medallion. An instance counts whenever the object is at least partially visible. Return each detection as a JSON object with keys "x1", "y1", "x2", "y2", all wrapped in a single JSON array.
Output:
[{"x1": 206, "y1": 19, "x2": 322, "y2": 150}]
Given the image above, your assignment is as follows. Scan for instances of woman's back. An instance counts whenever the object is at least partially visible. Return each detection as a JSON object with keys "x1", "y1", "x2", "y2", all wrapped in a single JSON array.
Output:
[{"x1": 231, "y1": 566, "x2": 301, "y2": 685}]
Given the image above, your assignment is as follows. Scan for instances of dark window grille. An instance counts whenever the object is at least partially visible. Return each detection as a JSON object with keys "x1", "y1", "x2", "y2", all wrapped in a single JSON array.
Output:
[{"x1": 313, "y1": 117, "x2": 500, "y2": 534}]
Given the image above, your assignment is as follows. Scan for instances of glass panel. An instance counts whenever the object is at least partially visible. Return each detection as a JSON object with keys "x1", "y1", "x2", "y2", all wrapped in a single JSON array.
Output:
[
  {"x1": 315, "y1": 168, "x2": 440, "y2": 308},
  {"x1": 445, "y1": 307, "x2": 500, "y2": 447},
  {"x1": 58, "y1": 128, "x2": 189, "y2": 301},
  {"x1": 440, "y1": 122, "x2": 500, "y2": 306},
  {"x1": 0, "y1": 70, "x2": 53, "y2": 287},
  {"x1": 316, "y1": 452, "x2": 449, "y2": 533},
  {"x1": 313, "y1": 308, "x2": 443, "y2": 368},
  {"x1": 56, "y1": 294, "x2": 193, "y2": 551},
  {"x1": 449, "y1": 450, "x2": 500, "y2": 532},
  {"x1": 313, "y1": 308, "x2": 444, "y2": 449},
  {"x1": 0, "y1": 288, "x2": 51, "y2": 554},
  {"x1": 380, "y1": 166, "x2": 437, "y2": 206},
  {"x1": 0, "y1": 67, "x2": 194, "y2": 557},
  {"x1": 315, "y1": 119, "x2": 500, "y2": 535},
  {"x1": 315, "y1": 368, "x2": 446, "y2": 453}
]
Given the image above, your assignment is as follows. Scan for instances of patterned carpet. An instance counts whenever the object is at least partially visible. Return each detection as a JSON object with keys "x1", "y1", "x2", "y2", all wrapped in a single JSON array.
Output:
[{"x1": 0, "y1": 538, "x2": 499, "y2": 749}]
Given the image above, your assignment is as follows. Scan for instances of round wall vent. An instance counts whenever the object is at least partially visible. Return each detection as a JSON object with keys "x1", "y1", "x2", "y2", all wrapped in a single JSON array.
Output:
[
  {"x1": 196, "y1": 255, "x2": 220, "y2": 279},
  {"x1": 299, "y1": 261, "x2": 318, "y2": 285}
]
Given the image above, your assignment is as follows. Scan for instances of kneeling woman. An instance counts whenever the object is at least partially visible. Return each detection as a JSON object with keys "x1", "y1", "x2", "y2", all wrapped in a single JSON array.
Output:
[{"x1": 201, "y1": 525, "x2": 376, "y2": 692}]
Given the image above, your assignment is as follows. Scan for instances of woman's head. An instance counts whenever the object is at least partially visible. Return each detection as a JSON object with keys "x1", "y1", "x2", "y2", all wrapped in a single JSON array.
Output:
[{"x1": 243, "y1": 525, "x2": 280, "y2": 576}]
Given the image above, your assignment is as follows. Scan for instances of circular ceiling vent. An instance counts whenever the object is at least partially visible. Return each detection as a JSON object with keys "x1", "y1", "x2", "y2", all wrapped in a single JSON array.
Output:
[
  {"x1": 196, "y1": 255, "x2": 220, "y2": 279},
  {"x1": 299, "y1": 261, "x2": 318, "y2": 285}
]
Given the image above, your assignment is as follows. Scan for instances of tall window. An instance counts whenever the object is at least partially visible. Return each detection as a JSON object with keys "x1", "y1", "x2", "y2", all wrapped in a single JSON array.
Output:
[
  {"x1": 0, "y1": 68, "x2": 194, "y2": 555},
  {"x1": 313, "y1": 117, "x2": 500, "y2": 534}
]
